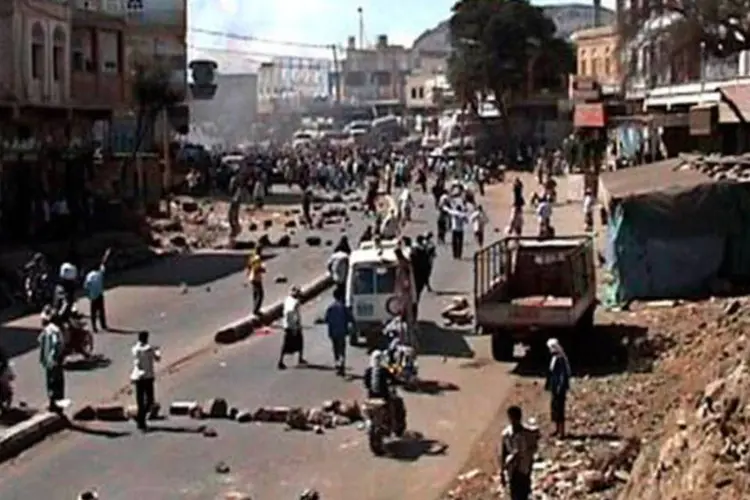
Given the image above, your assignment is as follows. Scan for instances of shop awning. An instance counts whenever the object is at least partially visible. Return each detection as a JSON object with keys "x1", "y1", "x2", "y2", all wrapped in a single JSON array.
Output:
[
  {"x1": 719, "y1": 83, "x2": 750, "y2": 123},
  {"x1": 573, "y1": 103, "x2": 606, "y2": 128}
]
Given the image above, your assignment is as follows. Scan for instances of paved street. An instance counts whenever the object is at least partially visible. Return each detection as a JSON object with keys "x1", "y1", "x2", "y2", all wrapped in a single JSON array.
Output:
[
  {"x1": 0, "y1": 195, "x2": 371, "y2": 412},
  {"x1": 0, "y1": 189, "x2": 514, "y2": 500}
]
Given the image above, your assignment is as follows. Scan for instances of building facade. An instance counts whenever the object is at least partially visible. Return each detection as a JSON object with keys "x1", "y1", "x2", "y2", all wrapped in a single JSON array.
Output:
[{"x1": 341, "y1": 35, "x2": 410, "y2": 107}]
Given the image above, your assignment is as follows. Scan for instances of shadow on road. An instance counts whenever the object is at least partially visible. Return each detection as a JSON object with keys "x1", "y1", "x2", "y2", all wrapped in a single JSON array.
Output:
[
  {"x1": 403, "y1": 379, "x2": 459, "y2": 395},
  {"x1": 0, "y1": 407, "x2": 34, "y2": 427},
  {"x1": 385, "y1": 431, "x2": 449, "y2": 461},
  {"x1": 417, "y1": 321, "x2": 474, "y2": 359},
  {"x1": 63, "y1": 354, "x2": 112, "y2": 372},
  {"x1": 68, "y1": 423, "x2": 131, "y2": 439},
  {"x1": 0, "y1": 325, "x2": 42, "y2": 360},
  {"x1": 112, "y1": 252, "x2": 272, "y2": 288},
  {"x1": 512, "y1": 323, "x2": 653, "y2": 378}
]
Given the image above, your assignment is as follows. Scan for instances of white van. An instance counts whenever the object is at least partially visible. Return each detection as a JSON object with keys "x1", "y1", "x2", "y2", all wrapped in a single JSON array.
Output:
[{"x1": 346, "y1": 239, "x2": 416, "y2": 347}]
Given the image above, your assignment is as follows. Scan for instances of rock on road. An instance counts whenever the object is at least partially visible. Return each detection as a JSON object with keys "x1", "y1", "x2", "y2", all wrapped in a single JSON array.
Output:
[{"x1": 0, "y1": 189, "x2": 514, "y2": 500}]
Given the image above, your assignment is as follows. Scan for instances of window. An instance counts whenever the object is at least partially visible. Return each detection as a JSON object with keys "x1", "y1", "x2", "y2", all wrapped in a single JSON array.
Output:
[
  {"x1": 604, "y1": 57, "x2": 611, "y2": 76},
  {"x1": 71, "y1": 30, "x2": 90, "y2": 72},
  {"x1": 31, "y1": 23, "x2": 44, "y2": 80},
  {"x1": 53, "y1": 27, "x2": 66, "y2": 81},
  {"x1": 411, "y1": 87, "x2": 417, "y2": 99},
  {"x1": 580, "y1": 59, "x2": 588, "y2": 76},
  {"x1": 98, "y1": 31, "x2": 119, "y2": 73},
  {"x1": 352, "y1": 265, "x2": 397, "y2": 295},
  {"x1": 418, "y1": 87, "x2": 424, "y2": 99}
]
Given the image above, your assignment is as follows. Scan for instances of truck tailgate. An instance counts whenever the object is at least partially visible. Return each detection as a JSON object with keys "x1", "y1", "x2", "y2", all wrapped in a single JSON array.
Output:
[{"x1": 475, "y1": 301, "x2": 576, "y2": 328}]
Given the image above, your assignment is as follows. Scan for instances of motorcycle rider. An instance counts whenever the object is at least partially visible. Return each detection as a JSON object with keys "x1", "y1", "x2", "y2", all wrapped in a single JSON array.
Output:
[
  {"x1": 364, "y1": 350, "x2": 396, "y2": 400},
  {"x1": 53, "y1": 262, "x2": 78, "y2": 323}
]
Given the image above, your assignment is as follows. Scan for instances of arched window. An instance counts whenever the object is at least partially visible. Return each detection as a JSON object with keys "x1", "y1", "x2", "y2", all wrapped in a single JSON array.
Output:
[
  {"x1": 31, "y1": 23, "x2": 45, "y2": 80},
  {"x1": 53, "y1": 27, "x2": 66, "y2": 82}
]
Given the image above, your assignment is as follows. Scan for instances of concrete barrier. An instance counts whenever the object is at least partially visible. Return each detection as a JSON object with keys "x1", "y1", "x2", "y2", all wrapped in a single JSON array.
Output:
[
  {"x1": 214, "y1": 274, "x2": 333, "y2": 344},
  {"x1": 0, "y1": 412, "x2": 67, "y2": 462}
]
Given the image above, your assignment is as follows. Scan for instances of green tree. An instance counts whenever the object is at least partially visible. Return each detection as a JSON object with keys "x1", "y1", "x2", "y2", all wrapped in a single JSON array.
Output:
[
  {"x1": 448, "y1": 0, "x2": 574, "y2": 131},
  {"x1": 618, "y1": 0, "x2": 750, "y2": 62}
]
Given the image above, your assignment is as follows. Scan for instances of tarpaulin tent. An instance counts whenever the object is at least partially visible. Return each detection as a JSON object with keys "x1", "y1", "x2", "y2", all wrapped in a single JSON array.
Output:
[{"x1": 599, "y1": 160, "x2": 750, "y2": 304}]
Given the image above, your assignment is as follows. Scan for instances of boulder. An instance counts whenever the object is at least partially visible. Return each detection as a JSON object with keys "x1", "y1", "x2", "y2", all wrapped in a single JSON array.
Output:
[
  {"x1": 205, "y1": 398, "x2": 229, "y2": 419},
  {"x1": 95, "y1": 405, "x2": 128, "y2": 422},
  {"x1": 263, "y1": 219, "x2": 273, "y2": 229},
  {"x1": 236, "y1": 410, "x2": 253, "y2": 423},
  {"x1": 73, "y1": 405, "x2": 96, "y2": 421},
  {"x1": 338, "y1": 401, "x2": 362, "y2": 421},
  {"x1": 325, "y1": 240, "x2": 333, "y2": 246},
  {"x1": 202, "y1": 427, "x2": 218, "y2": 437},
  {"x1": 257, "y1": 234, "x2": 271, "y2": 247},
  {"x1": 190, "y1": 406, "x2": 206, "y2": 419},
  {"x1": 248, "y1": 222, "x2": 258, "y2": 231},
  {"x1": 232, "y1": 240, "x2": 256, "y2": 250},
  {"x1": 169, "y1": 401, "x2": 200, "y2": 416},
  {"x1": 284, "y1": 220, "x2": 296, "y2": 228},
  {"x1": 275, "y1": 275, "x2": 288, "y2": 284},
  {"x1": 181, "y1": 200, "x2": 199, "y2": 213},
  {"x1": 276, "y1": 234, "x2": 291, "y2": 247},
  {"x1": 169, "y1": 235, "x2": 188, "y2": 247},
  {"x1": 214, "y1": 460, "x2": 230, "y2": 473},
  {"x1": 322, "y1": 400, "x2": 341, "y2": 413},
  {"x1": 228, "y1": 407, "x2": 239, "y2": 420},
  {"x1": 253, "y1": 406, "x2": 291, "y2": 423},
  {"x1": 306, "y1": 236, "x2": 322, "y2": 247},
  {"x1": 287, "y1": 408, "x2": 310, "y2": 430}
]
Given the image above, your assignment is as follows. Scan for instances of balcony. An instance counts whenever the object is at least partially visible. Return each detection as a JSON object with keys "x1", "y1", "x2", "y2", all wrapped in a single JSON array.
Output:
[{"x1": 71, "y1": 71, "x2": 125, "y2": 110}]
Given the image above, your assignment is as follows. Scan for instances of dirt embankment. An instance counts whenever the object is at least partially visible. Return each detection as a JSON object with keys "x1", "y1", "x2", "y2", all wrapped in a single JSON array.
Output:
[{"x1": 444, "y1": 297, "x2": 750, "y2": 500}]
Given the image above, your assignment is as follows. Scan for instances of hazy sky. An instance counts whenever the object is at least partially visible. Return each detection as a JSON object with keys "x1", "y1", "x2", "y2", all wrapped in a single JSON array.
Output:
[{"x1": 188, "y1": 0, "x2": 617, "y2": 72}]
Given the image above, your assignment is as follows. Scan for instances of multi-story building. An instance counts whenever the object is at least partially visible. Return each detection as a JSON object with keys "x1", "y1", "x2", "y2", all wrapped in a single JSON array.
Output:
[
  {"x1": 618, "y1": 0, "x2": 750, "y2": 153},
  {"x1": 257, "y1": 56, "x2": 331, "y2": 115},
  {"x1": 340, "y1": 35, "x2": 410, "y2": 112}
]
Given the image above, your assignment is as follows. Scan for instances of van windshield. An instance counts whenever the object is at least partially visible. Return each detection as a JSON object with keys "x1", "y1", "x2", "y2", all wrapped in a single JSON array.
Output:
[{"x1": 352, "y1": 265, "x2": 396, "y2": 294}]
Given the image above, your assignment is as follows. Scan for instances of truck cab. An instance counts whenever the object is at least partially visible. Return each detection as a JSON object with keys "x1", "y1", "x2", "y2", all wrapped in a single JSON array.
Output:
[{"x1": 473, "y1": 235, "x2": 597, "y2": 361}]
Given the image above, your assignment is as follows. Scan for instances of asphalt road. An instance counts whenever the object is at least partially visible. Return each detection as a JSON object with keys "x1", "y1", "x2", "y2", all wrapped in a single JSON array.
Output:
[
  {"x1": 0, "y1": 189, "x2": 514, "y2": 500},
  {"x1": 1, "y1": 192, "x2": 370, "y2": 412}
]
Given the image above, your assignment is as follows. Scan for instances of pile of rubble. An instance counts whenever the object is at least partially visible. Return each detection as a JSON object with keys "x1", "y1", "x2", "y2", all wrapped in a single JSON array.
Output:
[
  {"x1": 74, "y1": 397, "x2": 364, "y2": 436},
  {"x1": 444, "y1": 297, "x2": 750, "y2": 499},
  {"x1": 678, "y1": 153, "x2": 750, "y2": 182}
]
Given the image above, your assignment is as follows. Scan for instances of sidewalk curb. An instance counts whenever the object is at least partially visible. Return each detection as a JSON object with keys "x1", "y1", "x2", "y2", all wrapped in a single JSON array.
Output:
[
  {"x1": 0, "y1": 411, "x2": 67, "y2": 462},
  {"x1": 214, "y1": 274, "x2": 333, "y2": 344}
]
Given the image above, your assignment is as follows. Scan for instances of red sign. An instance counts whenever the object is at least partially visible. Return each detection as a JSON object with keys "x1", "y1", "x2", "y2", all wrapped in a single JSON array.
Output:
[{"x1": 574, "y1": 103, "x2": 606, "y2": 128}]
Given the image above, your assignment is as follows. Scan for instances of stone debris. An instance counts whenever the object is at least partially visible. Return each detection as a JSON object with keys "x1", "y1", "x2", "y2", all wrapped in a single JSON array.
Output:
[
  {"x1": 306, "y1": 236, "x2": 322, "y2": 247},
  {"x1": 202, "y1": 427, "x2": 218, "y2": 438},
  {"x1": 444, "y1": 297, "x2": 750, "y2": 499},
  {"x1": 169, "y1": 401, "x2": 200, "y2": 416},
  {"x1": 214, "y1": 460, "x2": 230, "y2": 474}
]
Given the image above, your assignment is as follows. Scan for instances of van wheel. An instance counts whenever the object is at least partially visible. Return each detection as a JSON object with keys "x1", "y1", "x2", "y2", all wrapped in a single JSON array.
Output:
[
  {"x1": 491, "y1": 332, "x2": 515, "y2": 362},
  {"x1": 349, "y1": 330, "x2": 361, "y2": 347}
]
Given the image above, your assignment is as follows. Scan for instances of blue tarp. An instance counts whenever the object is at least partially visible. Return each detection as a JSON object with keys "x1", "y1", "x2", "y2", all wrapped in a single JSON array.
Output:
[{"x1": 605, "y1": 185, "x2": 750, "y2": 303}]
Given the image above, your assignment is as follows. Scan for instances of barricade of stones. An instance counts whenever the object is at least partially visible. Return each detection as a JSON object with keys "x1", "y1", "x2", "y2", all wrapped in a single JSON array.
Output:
[{"x1": 72, "y1": 398, "x2": 363, "y2": 435}]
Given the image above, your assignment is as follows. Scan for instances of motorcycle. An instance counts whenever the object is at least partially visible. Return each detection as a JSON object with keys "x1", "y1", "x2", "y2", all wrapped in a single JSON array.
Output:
[
  {"x1": 63, "y1": 310, "x2": 94, "y2": 360},
  {"x1": 361, "y1": 387, "x2": 407, "y2": 456},
  {"x1": 385, "y1": 337, "x2": 419, "y2": 389},
  {"x1": 0, "y1": 362, "x2": 15, "y2": 413}
]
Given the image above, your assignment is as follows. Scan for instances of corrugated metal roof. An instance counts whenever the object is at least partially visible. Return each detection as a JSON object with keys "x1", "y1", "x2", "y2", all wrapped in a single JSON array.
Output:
[{"x1": 599, "y1": 158, "x2": 713, "y2": 202}]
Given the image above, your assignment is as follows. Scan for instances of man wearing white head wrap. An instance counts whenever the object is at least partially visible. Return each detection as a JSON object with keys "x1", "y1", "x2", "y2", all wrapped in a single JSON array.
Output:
[
  {"x1": 363, "y1": 350, "x2": 394, "y2": 400},
  {"x1": 545, "y1": 338, "x2": 571, "y2": 438}
]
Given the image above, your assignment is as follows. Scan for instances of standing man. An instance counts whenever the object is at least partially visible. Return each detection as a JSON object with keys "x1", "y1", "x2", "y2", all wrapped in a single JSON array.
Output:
[
  {"x1": 324, "y1": 288, "x2": 353, "y2": 376},
  {"x1": 38, "y1": 313, "x2": 65, "y2": 412},
  {"x1": 444, "y1": 202, "x2": 469, "y2": 260},
  {"x1": 83, "y1": 248, "x2": 111, "y2": 332},
  {"x1": 499, "y1": 405, "x2": 540, "y2": 500},
  {"x1": 130, "y1": 331, "x2": 161, "y2": 432},
  {"x1": 278, "y1": 286, "x2": 306, "y2": 369},
  {"x1": 247, "y1": 248, "x2": 266, "y2": 316}
]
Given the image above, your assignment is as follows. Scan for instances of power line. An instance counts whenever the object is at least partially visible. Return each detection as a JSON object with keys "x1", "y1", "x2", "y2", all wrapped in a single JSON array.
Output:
[{"x1": 189, "y1": 27, "x2": 340, "y2": 51}]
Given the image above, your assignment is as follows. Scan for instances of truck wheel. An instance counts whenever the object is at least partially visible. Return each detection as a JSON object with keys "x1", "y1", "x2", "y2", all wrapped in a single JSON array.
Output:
[
  {"x1": 577, "y1": 305, "x2": 595, "y2": 333},
  {"x1": 491, "y1": 333, "x2": 515, "y2": 362}
]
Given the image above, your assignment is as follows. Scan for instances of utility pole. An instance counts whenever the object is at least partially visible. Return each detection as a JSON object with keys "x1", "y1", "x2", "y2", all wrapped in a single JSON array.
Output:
[{"x1": 357, "y1": 7, "x2": 364, "y2": 49}]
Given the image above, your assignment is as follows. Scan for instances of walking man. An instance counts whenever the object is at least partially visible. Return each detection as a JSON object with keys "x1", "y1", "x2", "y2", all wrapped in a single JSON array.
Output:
[
  {"x1": 247, "y1": 248, "x2": 265, "y2": 315},
  {"x1": 83, "y1": 248, "x2": 111, "y2": 332},
  {"x1": 130, "y1": 331, "x2": 161, "y2": 432},
  {"x1": 38, "y1": 313, "x2": 65, "y2": 412},
  {"x1": 499, "y1": 405, "x2": 540, "y2": 500},
  {"x1": 324, "y1": 288, "x2": 353, "y2": 376},
  {"x1": 278, "y1": 286, "x2": 306, "y2": 369},
  {"x1": 444, "y1": 202, "x2": 469, "y2": 260}
]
